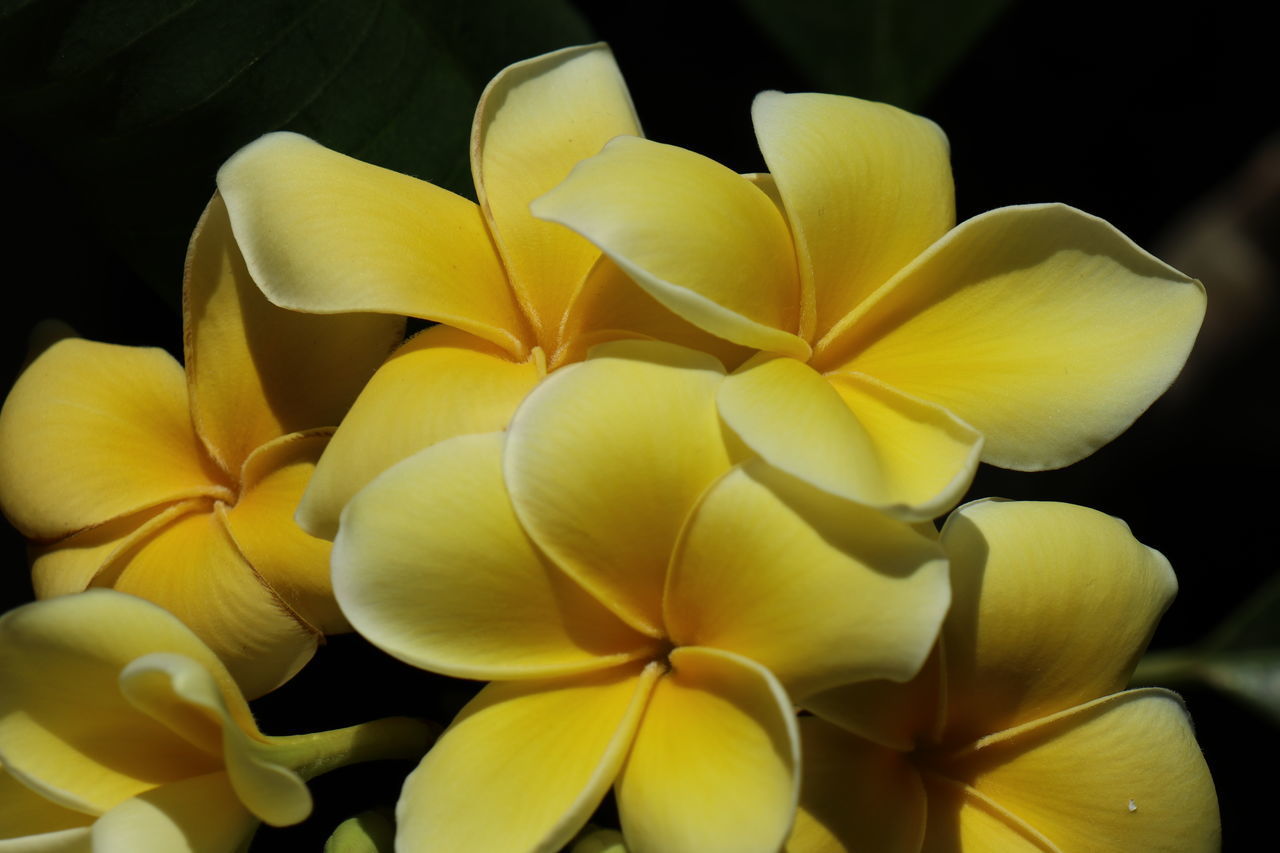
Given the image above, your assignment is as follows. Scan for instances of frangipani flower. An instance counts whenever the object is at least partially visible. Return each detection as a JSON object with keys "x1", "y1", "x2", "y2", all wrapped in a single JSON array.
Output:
[
  {"x1": 0, "y1": 196, "x2": 401, "y2": 697},
  {"x1": 534, "y1": 94, "x2": 1206, "y2": 520},
  {"x1": 789, "y1": 500, "x2": 1220, "y2": 852},
  {"x1": 331, "y1": 342, "x2": 951, "y2": 852},
  {"x1": 0, "y1": 590, "x2": 433, "y2": 852},
  {"x1": 217, "y1": 43, "x2": 737, "y2": 540}
]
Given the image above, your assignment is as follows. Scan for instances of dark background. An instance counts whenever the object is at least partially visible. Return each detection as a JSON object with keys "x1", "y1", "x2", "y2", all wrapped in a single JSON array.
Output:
[{"x1": 2, "y1": 0, "x2": 1275, "y2": 848}]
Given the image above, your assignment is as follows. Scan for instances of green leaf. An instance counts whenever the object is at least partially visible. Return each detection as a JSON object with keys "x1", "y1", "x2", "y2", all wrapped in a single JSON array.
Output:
[
  {"x1": 0, "y1": 0, "x2": 592, "y2": 309},
  {"x1": 736, "y1": 0, "x2": 1013, "y2": 107}
]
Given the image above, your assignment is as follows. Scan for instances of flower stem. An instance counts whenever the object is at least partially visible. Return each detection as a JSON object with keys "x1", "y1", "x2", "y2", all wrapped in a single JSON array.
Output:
[{"x1": 269, "y1": 716, "x2": 439, "y2": 781}]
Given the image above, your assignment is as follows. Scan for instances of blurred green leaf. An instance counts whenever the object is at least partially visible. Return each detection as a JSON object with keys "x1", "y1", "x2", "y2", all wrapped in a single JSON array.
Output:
[
  {"x1": 737, "y1": 0, "x2": 1012, "y2": 107},
  {"x1": 0, "y1": 0, "x2": 591, "y2": 308},
  {"x1": 1133, "y1": 572, "x2": 1280, "y2": 725}
]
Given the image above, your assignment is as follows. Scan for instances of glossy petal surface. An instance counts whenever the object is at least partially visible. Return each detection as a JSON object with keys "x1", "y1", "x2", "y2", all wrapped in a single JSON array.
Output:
[
  {"x1": 396, "y1": 664, "x2": 658, "y2": 853},
  {"x1": 939, "y1": 500, "x2": 1176, "y2": 742},
  {"x1": 505, "y1": 341, "x2": 731, "y2": 636},
  {"x1": 218, "y1": 133, "x2": 525, "y2": 354},
  {"x1": 754, "y1": 91, "x2": 954, "y2": 340},
  {"x1": 0, "y1": 340, "x2": 228, "y2": 539},
  {"x1": 667, "y1": 462, "x2": 949, "y2": 698},
  {"x1": 334, "y1": 433, "x2": 652, "y2": 680},
  {"x1": 184, "y1": 194, "x2": 401, "y2": 475},
  {"x1": 534, "y1": 137, "x2": 808, "y2": 358},
  {"x1": 617, "y1": 647, "x2": 798, "y2": 853},
  {"x1": 473, "y1": 43, "x2": 640, "y2": 341},
  {"x1": 296, "y1": 324, "x2": 541, "y2": 540},
  {"x1": 820, "y1": 204, "x2": 1205, "y2": 470}
]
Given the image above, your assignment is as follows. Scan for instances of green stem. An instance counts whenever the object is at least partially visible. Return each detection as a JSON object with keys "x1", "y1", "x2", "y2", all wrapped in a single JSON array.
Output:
[
  {"x1": 1129, "y1": 649, "x2": 1203, "y2": 689},
  {"x1": 268, "y1": 716, "x2": 439, "y2": 781}
]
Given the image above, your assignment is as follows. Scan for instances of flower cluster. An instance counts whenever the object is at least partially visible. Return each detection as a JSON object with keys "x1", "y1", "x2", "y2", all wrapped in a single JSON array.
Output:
[{"x1": 0, "y1": 43, "x2": 1218, "y2": 852}]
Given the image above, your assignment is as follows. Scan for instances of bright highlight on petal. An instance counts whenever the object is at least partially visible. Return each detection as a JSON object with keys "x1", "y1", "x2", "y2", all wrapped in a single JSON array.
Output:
[{"x1": 88, "y1": 772, "x2": 258, "y2": 853}]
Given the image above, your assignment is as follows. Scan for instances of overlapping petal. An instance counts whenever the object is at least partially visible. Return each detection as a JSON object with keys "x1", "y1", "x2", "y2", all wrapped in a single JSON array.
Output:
[
  {"x1": 89, "y1": 772, "x2": 257, "y2": 853},
  {"x1": 473, "y1": 43, "x2": 640, "y2": 341},
  {"x1": 505, "y1": 341, "x2": 732, "y2": 636},
  {"x1": 938, "y1": 499, "x2": 1177, "y2": 743},
  {"x1": 0, "y1": 339, "x2": 230, "y2": 540},
  {"x1": 333, "y1": 432, "x2": 654, "y2": 680},
  {"x1": 184, "y1": 194, "x2": 402, "y2": 476},
  {"x1": 753, "y1": 91, "x2": 955, "y2": 340},
  {"x1": 937, "y1": 690, "x2": 1219, "y2": 853},
  {"x1": 30, "y1": 506, "x2": 177, "y2": 599},
  {"x1": 533, "y1": 136, "x2": 809, "y2": 358},
  {"x1": 395, "y1": 664, "x2": 659, "y2": 853},
  {"x1": 617, "y1": 647, "x2": 798, "y2": 853},
  {"x1": 817, "y1": 204, "x2": 1206, "y2": 470},
  {"x1": 295, "y1": 324, "x2": 542, "y2": 540},
  {"x1": 217, "y1": 133, "x2": 526, "y2": 355},
  {"x1": 919, "y1": 774, "x2": 1055, "y2": 852},
  {"x1": 666, "y1": 461, "x2": 949, "y2": 698},
  {"x1": 0, "y1": 766, "x2": 93, "y2": 843}
]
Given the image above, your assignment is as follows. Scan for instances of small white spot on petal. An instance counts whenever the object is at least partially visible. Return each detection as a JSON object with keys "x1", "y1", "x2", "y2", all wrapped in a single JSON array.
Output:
[{"x1": 1128, "y1": 798, "x2": 1138, "y2": 813}]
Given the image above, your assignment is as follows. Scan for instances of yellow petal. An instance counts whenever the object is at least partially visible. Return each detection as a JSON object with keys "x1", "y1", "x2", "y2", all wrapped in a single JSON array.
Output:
[
  {"x1": 31, "y1": 506, "x2": 174, "y2": 599},
  {"x1": 333, "y1": 433, "x2": 653, "y2": 680},
  {"x1": 533, "y1": 136, "x2": 810, "y2": 358},
  {"x1": 473, "y1": 43, "x2": 640, "y2": 345},
  {"x1": 0, "y1": 339, "x2": 230, "y2": 540},
  {"x1": 786, "y1": 717, "x2": 925, "y2": 853},
  {"x1": 0, "y1": 766, "x2": 94, "y2": 840},
  {"x1": 667, "y1": 462, "x2": 949, "y2": 698},
  {"x1": 95, "y1": 505, "x2": 317, "y2": 699},
  {"x1": 89, "y1": 772, "x2": 259, "y2": 853},
  {"x1": 223, "y1": 431, "x2": 346, "y2": 634},
  {"x1": 719, "y1": 356, "x2": 980, "y2": 519},
  {"x1": 296, "y1": 324, "x2": 541, "y2": 540},
  {"x1": 617, "y1": 646, "x2": 798, "y2": 853},
  {"x1": 184, "y1": 194, "x2": 403, "y2": 475},
  {"x1": 817, "y1": 204, "x2": 1206, "y2": 470},
  {"x1": 919, "y1": 774, "x2": 1056, "y2": 853},
  {"x1": 938, "y1": 499, "x2": 1177, "y2": 743},
  {"x1": 217, "y1": 133, "x2": 528, "y2": 355},
  {"x1": 395, "y1": 664, "x2": 659, "y2": 852},
  {"x1": 0, "y1": 591, "x2": 246, "y2": 814},
  {"x1": 0, "y1": 827, "x2": 92, "y2": 851},
  {"x1": 754, "y1": 91, "x2": 954, "y2": 341},
  {"x1": 505, "y1": 341, "x2": 731, "y2": 636},
  {"x1": 938, "y1": 690, "x2": 1219, "y2": 853},
  {"x1": 556, "y1": 255, "x2": 753, "y2": 372}
]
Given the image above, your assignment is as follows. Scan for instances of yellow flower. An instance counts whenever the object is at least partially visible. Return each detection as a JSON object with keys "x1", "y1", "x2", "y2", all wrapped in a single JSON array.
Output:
[
  {"x1": 0, "y1": 590, "x2": 432, "y2": 852},
  {"x1": 216, "y1": 44, "x2": 738, "y2": 541},
  {"x1": 330, "y1": 342, "x2": 951, "y2": 853},
  {"x1": 0, "y1": 196, "x2": 401, "y2": 697},
  {"x1": 533, "y1": 94, "x2": 1206, "y2": 520},
  {"x1": 788, "y1": 500, "x2": 1220, "y2": 852}
]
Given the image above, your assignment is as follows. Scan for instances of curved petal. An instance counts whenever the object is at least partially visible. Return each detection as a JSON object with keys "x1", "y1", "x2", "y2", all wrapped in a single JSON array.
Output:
[
  {"x1": 295, "y1": 324, "x2": 542, "y2": 540},
  {"x1": 223, "y1": 431, "x2": 345, "y2": 634},
  {"x1": 333, "y1": 432, "x2": 654, "y2": 680},
  {"x1": 919, "y1": 773, "x2": 1057, "y2": 853},
  {"x1": 786, "y1": 717, "x2": 925, "y2": 853},
  {"x1": 666, "y1": 462, "x2": 949, "y2": 699},
  {"x1": 937, "y1": 690, "x2": 1219, "y2": 853},
  {"x1": 395, "y1": 663, "x2": 659, "y2": 853},
  {"x1": 473, "y1": 43, "x2": 640, "y2": 343},
  {"x1": 617, "y1": 646, "x2": 798, "y2": 853},
  {"x1": 754, "y1": 91, "x2": 954, "y2": 342},
  {"x1": 817, "y1": 204, "x2": 1206, "y2": 470},
  {"x1": 117, "y1": 654, "x2": 310, "y2": 827},
  {"x1": 505, "y1": 341, "x2": 732, "y2": 636},
  {"x1": 217, "y1": 133, "x2": 528, "y2": 355},
  {"x1": 718, "y1": 356, "x2": 980, "y2": 519},
  {"x1": 533, "y1": 136, "x2": 809, "y2": 358},
  {"x1": 0, "y1": 339, "x2": 230, "y2": 540},
  {"x1": 0, "y1": 591, "x2": 244, "y2": 814},
  {"x1": 0, "y1": 767, "x2": 94, "y2": 841},
  {"x1": 90, "y1": 772, "x2": 259, "y2": 853},
  {"x1": 0, "y1": 828, "x2": 91, "y2": 853},
  {"x1": 184, "y1": 194, "x2": 403, "y2": 475},
  {"x1": 937, "y1": 500, "x2": 1177, "y2": 743},
  {"x1": 30, "y1": 506, "x2": 175, "y2": 599},
  {"x1": 95, "y1": 505, "x2": 317, "y2": 699}
]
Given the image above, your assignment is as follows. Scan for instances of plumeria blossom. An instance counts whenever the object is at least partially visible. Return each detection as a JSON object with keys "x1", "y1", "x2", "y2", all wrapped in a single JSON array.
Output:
[
  {"x1": 0, "y1": 196, "x2": 401, "y2": 697},
  {"x1": 533, "y1": 94, "x2": 1206, "y2": 520},
  {"x1": 217, "y1": 43, "x2": 737, "y2": 540},
  {"x1": 788, "y1": 500, "x2": 1220, "y2": 852},
  {"x1": 0, "y1": 590, "x2": 432, "y2": 853},
  {"x1": 331, "y1": 342, "x2": 951, "y2": 853}
]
